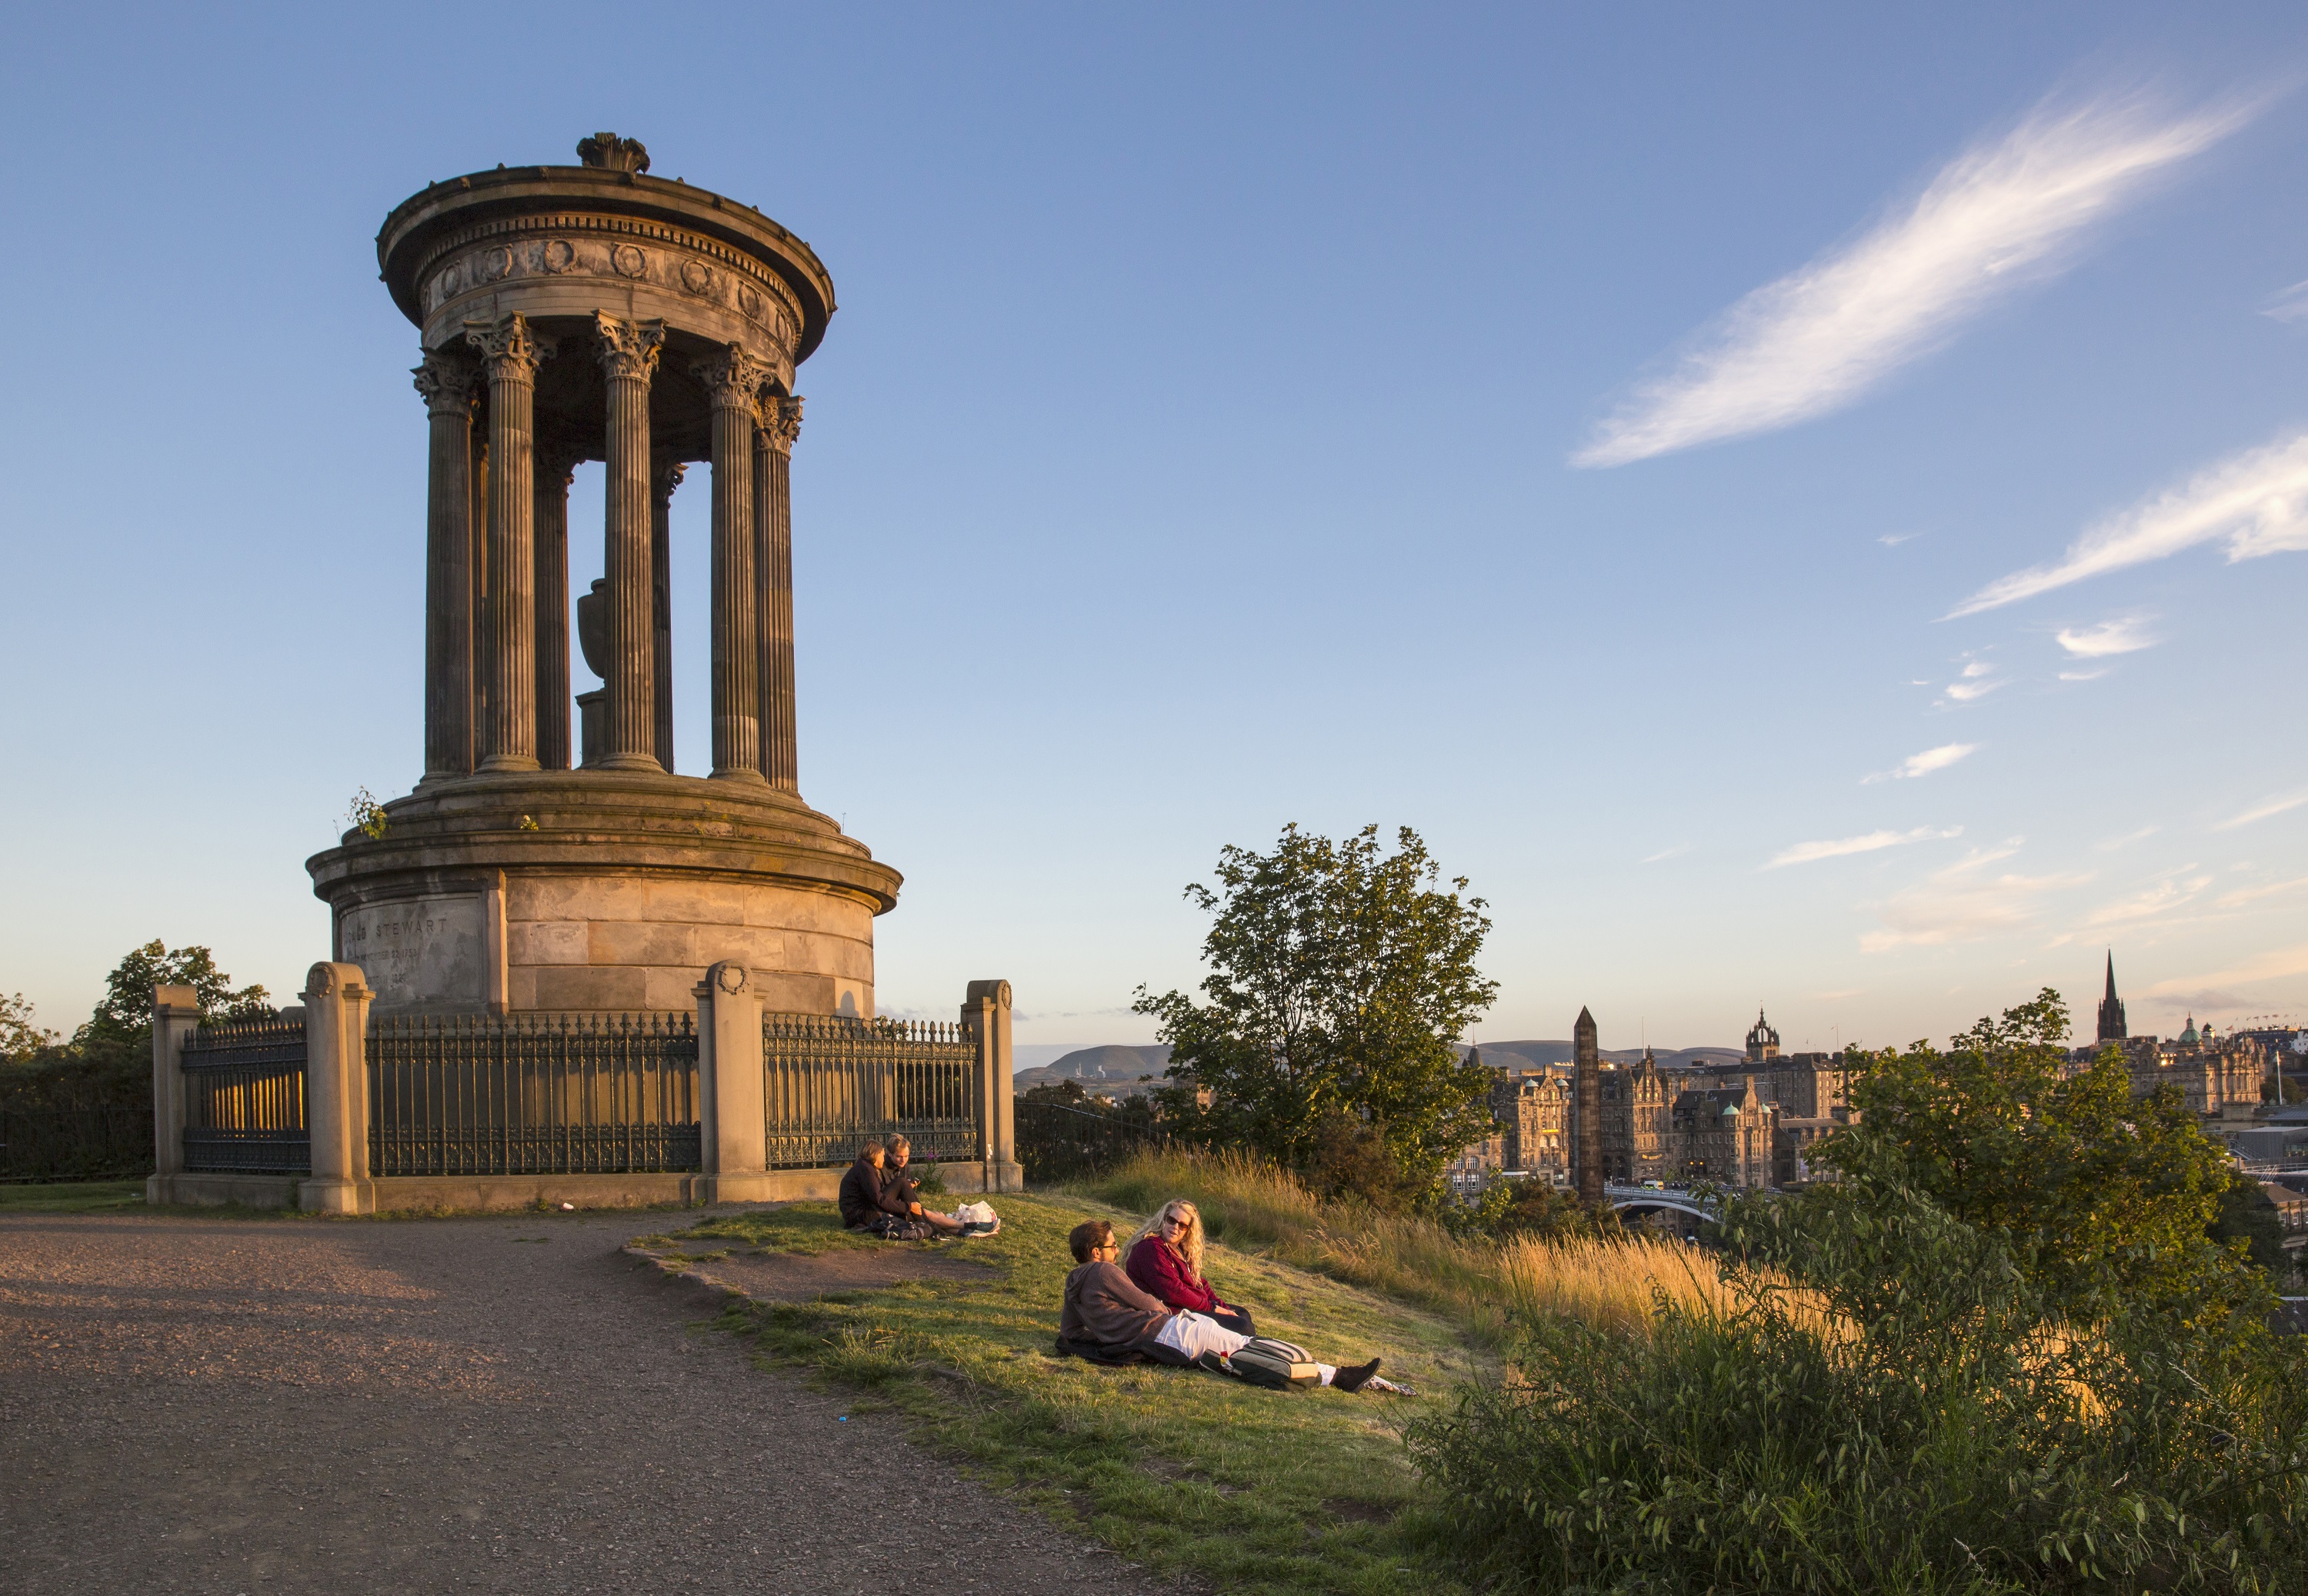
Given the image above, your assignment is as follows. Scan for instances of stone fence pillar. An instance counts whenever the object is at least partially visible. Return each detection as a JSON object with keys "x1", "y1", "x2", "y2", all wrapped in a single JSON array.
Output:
[
  {"x1": 301, "y1": 962, "x2": 374, "y2": 1214},
  {"x1": 695, "y1": 962, "x2": 769, "y2": 1201},
  {"x1": 962, "y1": 979, "x2": 1023, "y2": 1193},
  {"x1": 145, "y1": 985, "x2": 202, "y2": 1205}
]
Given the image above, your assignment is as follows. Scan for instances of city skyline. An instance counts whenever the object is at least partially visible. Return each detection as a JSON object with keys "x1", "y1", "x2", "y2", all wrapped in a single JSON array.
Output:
[{"x1": 3, "y1": 5, "x2": 2306, "y2": 1055}]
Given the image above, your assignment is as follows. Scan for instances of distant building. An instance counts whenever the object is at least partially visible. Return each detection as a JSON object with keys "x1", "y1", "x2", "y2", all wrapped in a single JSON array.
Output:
[
  {"x1": 1745, "y1": 1008, "x2": 1779, "y2": 1064},
  {"x1": 2096, "y1": 951, "x2": 2127, "y2": 1046},
  {"x1": 1672, "y1": 1077, "x2": 1773, "y2": 1189},
  {"x1": 1446, "y1": 1131, "x2": 1505, "y2": 1198},
  {"x1": 2075, "y1": 958, "x2": 2266, "y2": 1121},
  {"x1": 1489, "y1": 1065, "x2": 1570, "y2": 1184},
  {"x1": 1599, "y1": 1049, "x2": 1673, "y2": 1185}
]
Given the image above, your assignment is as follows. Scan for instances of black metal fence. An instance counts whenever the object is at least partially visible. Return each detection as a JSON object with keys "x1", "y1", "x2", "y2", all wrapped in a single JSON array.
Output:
[
  {"x1": 182, "y1": 1015, "x2": 310, "y2": 1174},
  {"x1": 0, "y1": 1108, "x2": 155, "y2": 1181},
  {"x1": 367, "y1": 1012, "x2": 700, "y2": 1177},
  {"x1": 763, "y1": 1015, "x2": 982, "y2": 1168},
  {"x1": 1015, "y1": 1098, "x2": 1166, "y2": 1183}
]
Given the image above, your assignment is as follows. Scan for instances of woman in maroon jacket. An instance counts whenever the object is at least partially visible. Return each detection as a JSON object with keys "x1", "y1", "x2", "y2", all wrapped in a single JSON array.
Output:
[{"x1": 1125, "y1": 1199, "x2": 1254, "y2": 1334}]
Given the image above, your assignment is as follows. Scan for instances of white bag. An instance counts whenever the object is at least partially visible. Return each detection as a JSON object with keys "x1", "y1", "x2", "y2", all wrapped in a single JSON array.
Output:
[{"x1": 952, "y1": 1200, "x2": 1000, "y2": 1232}]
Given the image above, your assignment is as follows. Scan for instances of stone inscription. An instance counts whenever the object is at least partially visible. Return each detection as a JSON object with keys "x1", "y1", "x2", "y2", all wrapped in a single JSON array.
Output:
[{"x1": 341, "y1": 897, "x2": 485, "y2": 1008}]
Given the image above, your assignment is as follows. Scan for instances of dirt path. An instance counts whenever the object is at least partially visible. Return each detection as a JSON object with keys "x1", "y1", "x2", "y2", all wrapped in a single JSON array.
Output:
[{"x1": 0, "y1": 1208, "x2": 1183, "y2": 1595}]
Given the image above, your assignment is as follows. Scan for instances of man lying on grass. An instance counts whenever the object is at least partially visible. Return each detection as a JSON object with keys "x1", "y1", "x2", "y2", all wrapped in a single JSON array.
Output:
[{"x1": 1057, "y1": 1218, "x2": 1384, "y2": 1391}]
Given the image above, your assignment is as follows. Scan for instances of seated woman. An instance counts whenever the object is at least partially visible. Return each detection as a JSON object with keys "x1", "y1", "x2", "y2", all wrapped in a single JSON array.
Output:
[
  {"x1": 1126, "y1": 1199, "x2": 1252, "y2": 1334},
  {"x1": 837, "y1": 1142, "x2": 895, "y2": 1231},
  {"x1": 1059, "y1": 1219, "x2": 1381, "y2": 1391}
]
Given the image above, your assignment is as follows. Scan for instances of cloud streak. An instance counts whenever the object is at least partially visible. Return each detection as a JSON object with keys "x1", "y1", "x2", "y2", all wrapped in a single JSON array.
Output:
[
  {"x1": 1860, "y1": 843, "x2": 2090, "y2": 951},
  {"x1": 2216, "y1": 791, "x2": 2308, "y2": 831},
  {"x1": 1575, "y1": 89, "x2": 2252, "y2": 468},
  {"x1": 2056, "y1": 615, "x2": 2158, "y2": 657},
  {"x1": 1863, "y1": 742, "x2": 1978, "y2": 784},
  {"x1": 1768, "y1": 825, "x2": 1962, "y2": 870},
  {"x1": 1951, "y1": 428, "x2": 2308, "y2": 615}
]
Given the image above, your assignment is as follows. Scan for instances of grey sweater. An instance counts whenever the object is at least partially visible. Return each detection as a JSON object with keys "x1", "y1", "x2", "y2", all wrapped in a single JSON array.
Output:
[{"x1": 1060, "y1": 1260, "x2": 1172, "y2": 1352}]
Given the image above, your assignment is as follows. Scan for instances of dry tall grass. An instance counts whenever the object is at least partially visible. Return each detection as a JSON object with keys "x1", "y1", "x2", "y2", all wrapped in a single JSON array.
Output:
[{"x1": 1069, "y1": 1148, "x2": 1732, "y2": 1339}]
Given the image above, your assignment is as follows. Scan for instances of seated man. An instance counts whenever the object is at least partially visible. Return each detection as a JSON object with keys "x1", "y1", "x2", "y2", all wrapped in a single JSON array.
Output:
[
  {"x1": 880, "y1": 1134, "x2": 964, "y2": 1236},
  {"x1": 1057, "y1": 1219, "x2": 1382, "y2": 1391}
]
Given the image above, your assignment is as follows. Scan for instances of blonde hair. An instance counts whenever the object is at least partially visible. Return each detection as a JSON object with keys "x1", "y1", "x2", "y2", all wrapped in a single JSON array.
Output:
[{"x1": 1126, "y1": 1199, "x2": 1206, "y2": 1278}]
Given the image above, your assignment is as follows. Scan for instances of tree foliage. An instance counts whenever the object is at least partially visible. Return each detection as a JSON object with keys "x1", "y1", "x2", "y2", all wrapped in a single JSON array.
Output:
[
  {"x1": 0, "y1": 941, "x2": 269, "y2": 1111},
  {"x1": 1133, "y1": 823, "x2": 1498, "y2": 1201},
  {"x1": 1816, "y1": 988, "x2": 2255, "y2": 1318}
]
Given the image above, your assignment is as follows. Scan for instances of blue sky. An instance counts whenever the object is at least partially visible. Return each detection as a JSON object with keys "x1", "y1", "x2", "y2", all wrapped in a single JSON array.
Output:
[{"x1": 3, "y1": 3, "x2": 2306, "y2": 1060}]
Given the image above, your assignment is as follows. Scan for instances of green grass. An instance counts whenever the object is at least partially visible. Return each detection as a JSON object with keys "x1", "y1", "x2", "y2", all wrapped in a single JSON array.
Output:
[
  {"x1": 0, "y1": 1178, "x2": 147, "y2": 1213},
  {"x1": 667, "y1": 1192, "x2": 1482, "y2": 1596}
]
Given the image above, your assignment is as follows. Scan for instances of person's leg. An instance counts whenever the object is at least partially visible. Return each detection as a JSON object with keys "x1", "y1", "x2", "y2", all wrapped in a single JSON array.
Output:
[
  {"x1": 1154, "y1": 1311, "x2": 1249, "y2": 1363},
  {"x1": 1209, "y1": 1306, "x2": 1255, "y2": 1335},
  {"x1": 919, "y1": 1210, "x2": 964, "y2": 1234}
]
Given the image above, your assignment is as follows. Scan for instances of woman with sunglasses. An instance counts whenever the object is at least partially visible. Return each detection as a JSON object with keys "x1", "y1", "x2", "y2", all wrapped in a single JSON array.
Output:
[{"x1": 1124, "y1": 1198, "x2": 1254, "y2": 1335}]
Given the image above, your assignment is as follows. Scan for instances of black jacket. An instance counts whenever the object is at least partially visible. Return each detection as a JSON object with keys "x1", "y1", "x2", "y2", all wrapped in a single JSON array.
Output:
[{"x1": 837, "y1": 1157, "x2": 887, "y2": 1229}]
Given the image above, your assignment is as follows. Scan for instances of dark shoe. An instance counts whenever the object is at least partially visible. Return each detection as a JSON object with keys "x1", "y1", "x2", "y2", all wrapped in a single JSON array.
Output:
[{"x1": 1332, "y1": 1358, "x2": 1382, "y2": 1394}]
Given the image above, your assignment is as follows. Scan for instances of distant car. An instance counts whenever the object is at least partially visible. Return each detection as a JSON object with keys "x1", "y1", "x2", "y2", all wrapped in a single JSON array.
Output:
[{"x1": 1641, "y1": 1180, "x2": 1665, "y2": 1190}]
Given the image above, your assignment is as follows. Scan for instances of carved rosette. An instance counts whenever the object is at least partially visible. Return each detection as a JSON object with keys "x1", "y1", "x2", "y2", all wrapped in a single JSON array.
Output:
[
  {"x1": 411, "y1": 351, "x2": 479, "y2": 416},
  {"x1": 694, "y1": 345, "x2": 775, "y2": 413},
  {"x1": 593, "y1": 313, "x2": 665, "y2": 382}
]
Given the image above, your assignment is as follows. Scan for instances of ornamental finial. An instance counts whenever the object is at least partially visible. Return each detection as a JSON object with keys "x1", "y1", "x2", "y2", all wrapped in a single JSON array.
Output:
[{"x1": 576, "y1": 132, "x2": 650, "y2": 174}]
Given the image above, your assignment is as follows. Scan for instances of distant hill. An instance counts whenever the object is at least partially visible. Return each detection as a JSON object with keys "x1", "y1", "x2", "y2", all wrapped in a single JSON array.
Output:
[
  {"x1": 1463, "y1": 1040, "x2": 1746, "y2": 1071},
  {"x1": 1015, "y1": 1044, "x2": 1172, "y2": 1098}
]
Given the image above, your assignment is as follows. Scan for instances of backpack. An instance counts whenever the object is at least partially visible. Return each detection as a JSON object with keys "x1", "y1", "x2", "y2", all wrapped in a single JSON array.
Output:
[{"x1": 1225, "y1": 1337, "x2": 1320, "y2": 1390}]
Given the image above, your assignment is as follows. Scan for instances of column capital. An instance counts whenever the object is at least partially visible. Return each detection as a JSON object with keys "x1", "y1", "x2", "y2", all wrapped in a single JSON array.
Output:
[
  {"x1": 693, "y1": 344, "x2": 775, "y2": 411},
  {"x1": 462, "y1": 313, "x2": 555, "y2": 379},
  {"x1": 652, "y1": 455, "x2": 687, "y2": 507},
  {"x1": 411, "y1": 350, "x2": 478, "y2": 417},
  {"x1": 757, "y1": 394, "x2": 803, "y2": 455},
  {"x1": 594, "y1": 312, "x2": 666, "y2": 382},
  {"x1": 537, "y1": 435, "x2": 586, "y2": 488}
]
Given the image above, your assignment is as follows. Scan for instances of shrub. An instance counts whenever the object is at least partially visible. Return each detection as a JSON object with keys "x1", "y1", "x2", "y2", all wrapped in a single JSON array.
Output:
[{"x1": 1407, "y1": 1179, "x2": 2308, "y2": 1594}]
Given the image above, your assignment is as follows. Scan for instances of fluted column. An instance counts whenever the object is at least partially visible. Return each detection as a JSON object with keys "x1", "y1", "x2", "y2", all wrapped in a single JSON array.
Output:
[
  {"x1": 755, "y1": 395, "x2": 802, "y2": 791},
  {"x1": 413, "y1": 351, "x2": 478, "y2": 781},
  {"x1": 465, "y1": 314, "x2": 554, "y2": 772},
  {"x1": 696, "y1": 345, "x2": 772, "y2": 782},
  {"x1": 593, "y1": 314, "x2": 665, "y2": 771},
  {"x1": 469, "y1": 426, "x2": 489, "y2": 748},
  {"x1": 651, "y1": 455, "x2": 685, "y2": 771},
  {"x1": 534, "y1": 441, "x2": 581, "y2": 770}
]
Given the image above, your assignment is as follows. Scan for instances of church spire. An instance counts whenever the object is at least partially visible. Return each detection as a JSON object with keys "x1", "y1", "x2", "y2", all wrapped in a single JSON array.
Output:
[{"x1": 2096, "y1": 951, "x2": 2128, "y2": 1045}]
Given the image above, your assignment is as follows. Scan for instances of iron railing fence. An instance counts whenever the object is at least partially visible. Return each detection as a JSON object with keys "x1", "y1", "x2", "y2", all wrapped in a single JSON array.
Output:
[
  {"x1": 762, "y1": 1014, "x2": 982, "y2": 1169},
  {"x1": 0, "y1": 1108, "x2": 155, "y2": 1181},
  {"x1": 1015, "y1": 1098, "x2": 1166, "y2": 1183},
  {"x1": 367, "y1": 1012, "x2": 700, "y2": 1177},
  {"x1": 182, "y1": 1015, "x2": 311, "y2": 1174}
]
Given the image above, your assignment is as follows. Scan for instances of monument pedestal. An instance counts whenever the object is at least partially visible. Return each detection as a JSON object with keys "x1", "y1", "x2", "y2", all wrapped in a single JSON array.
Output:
[{"x1": 307, "y1": 770, "x2": 900, "y2": 1018}]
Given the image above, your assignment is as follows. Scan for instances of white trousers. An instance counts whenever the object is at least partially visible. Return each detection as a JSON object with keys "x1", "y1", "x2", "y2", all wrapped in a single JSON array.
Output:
[{"x1": 1155, "y1": 1311, "x2": 1336, "y2": 1384}]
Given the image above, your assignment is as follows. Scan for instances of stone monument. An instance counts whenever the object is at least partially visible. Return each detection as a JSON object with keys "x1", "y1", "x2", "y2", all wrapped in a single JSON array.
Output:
[{"x1": 309, "y1": 133, "x2": 900, "y2": 1018}]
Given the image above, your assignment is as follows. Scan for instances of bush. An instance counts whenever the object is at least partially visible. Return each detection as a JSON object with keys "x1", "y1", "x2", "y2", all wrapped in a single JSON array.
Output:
[{"x1": 1407, "y1": 1179, "x2": 2308, "y2": 1594}]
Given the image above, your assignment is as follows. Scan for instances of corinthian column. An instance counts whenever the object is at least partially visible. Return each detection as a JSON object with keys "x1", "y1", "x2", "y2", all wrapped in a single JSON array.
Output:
[
  {"x1": 695, "y1": 345, "x2": 772, "y2": 781},
  {"x1": 651, "y1": 455, "x2": 685, "y2": 771},
  {"x1": 465, "y1": 314, "x2": 555, "y2": 772},
  {"x1": 413, "y1": 351, "x2": 478, "y2": 781},
  {"x1": 755, "y1": 395, "x2": 802, "y2": 792},
  {"x1": 534, "y1": 439, "x2": 582, "y2": 770},
  {"x1": 593, "y1": 314, "x2": 665, "y2": 771}
]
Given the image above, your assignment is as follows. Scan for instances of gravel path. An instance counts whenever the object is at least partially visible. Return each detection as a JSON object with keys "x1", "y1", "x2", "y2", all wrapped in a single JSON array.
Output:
[{"x1": 0, "y1": 1208, "x2": 1184, "y2": 1595}]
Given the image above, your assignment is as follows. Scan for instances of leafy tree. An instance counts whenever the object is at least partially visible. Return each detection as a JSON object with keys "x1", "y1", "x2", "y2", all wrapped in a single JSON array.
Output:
[
  {"x1": 1, "y1": 942, "x2": 269, "y2": 1111},
  {"x1": 1134, "y1": 823, "x2": 1499, "y2": 1201},
  {"x1": 0, "y1": 993, "x2": 58, "y2": 1066},
  {"x1": 1816, "y1": 988, "x2": 2254, "y2": 1318}
]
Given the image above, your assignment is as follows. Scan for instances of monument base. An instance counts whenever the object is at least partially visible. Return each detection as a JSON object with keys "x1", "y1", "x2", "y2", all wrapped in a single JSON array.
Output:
[{"x1": 306, "y1": 769, "x2": 902, "y2": 1017}]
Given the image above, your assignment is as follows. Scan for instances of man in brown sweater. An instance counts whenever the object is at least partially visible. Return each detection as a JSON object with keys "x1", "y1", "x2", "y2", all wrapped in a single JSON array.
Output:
[{"x1": 1057, "y1": 1219, "x2": 1381, "y2": 1391}]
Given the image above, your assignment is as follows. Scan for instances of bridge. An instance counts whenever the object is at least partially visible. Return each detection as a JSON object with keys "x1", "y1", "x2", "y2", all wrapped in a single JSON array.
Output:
[{"x1": 1603, "y1": 1182, "x2": 1716, "y2": 1224}]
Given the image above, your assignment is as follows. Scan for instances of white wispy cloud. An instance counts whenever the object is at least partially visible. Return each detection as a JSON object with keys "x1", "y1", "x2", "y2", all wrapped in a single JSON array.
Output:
[
  {"x1": 1863, "y1": 742, "x2": 1978, "y2": 784},
  {"x1": 1639, "y1": 844, "x2": 1692, "y2": 865},
  {"x1": 2096, "y1": 825, "x2": 2160, "y2": 851},
  {"x1": 1768, "y1": 825, "x2": 1962, "y2": 870},
  {"x1": 1951, "y1": 427, "x2": 2308, "y2": 615},
  {"x1": 1860, "y1": 843, "x2": 2090, "y2": 951},
  {"x1": 2081, "y1": 870, "x2": 2212, "y2": 929},
  {"x1": 1573, "y1": 89, "x2": 2254, "y2": 468},
  {"x1": 2219, "y1": 875, "x2": 2308, "y2": 907},
  {"x1": 2215, "y1": 791, "x2": 2308, "y2": 831},
  {"x1": 2263, "y1": 279, "x2": 2308, "y2": 324},
  {"x1": 2146, "y1": 942, "x2": 2308, "y2": 995},
  {"x1": 1941, "y1": 661, "x2": 2003, "y2": 704},
  {"x1": 1879, "y1": 531, "x2": 1923, "y2": 547},
  {"x1": 2056, "y1": 615, "x2": 2159, "y2": 657},
  {"x1": 2060, "y1": 668, "x2": 2110, "y2": 682}
]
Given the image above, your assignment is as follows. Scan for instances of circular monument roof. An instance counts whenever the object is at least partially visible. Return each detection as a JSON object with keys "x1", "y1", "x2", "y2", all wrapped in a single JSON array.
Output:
[{"x1": 376, "y1": 133, "x2": 836, "y2": 362}]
